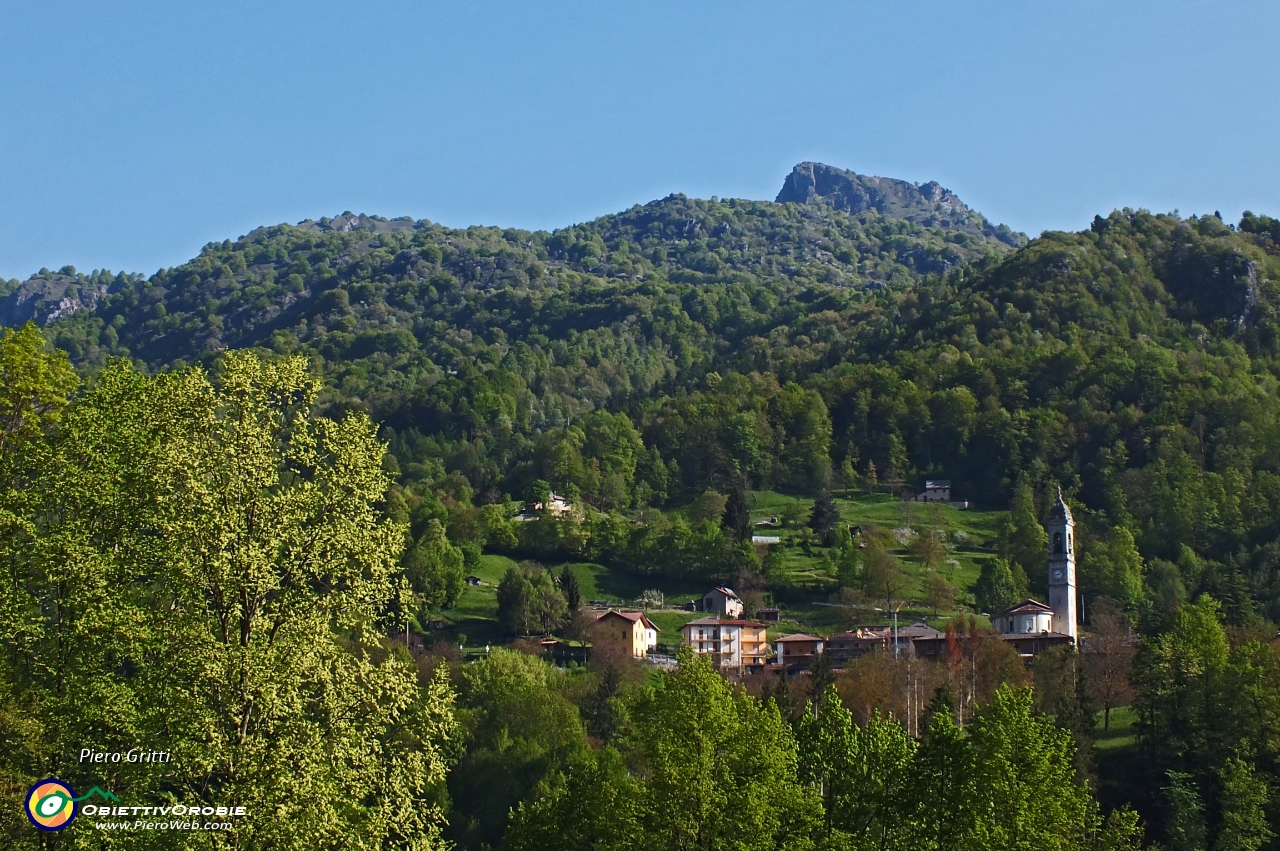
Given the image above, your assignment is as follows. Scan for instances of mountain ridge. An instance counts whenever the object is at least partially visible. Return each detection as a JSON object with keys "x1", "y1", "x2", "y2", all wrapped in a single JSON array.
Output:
[{"x1": 1, "y1": 162, "x2": 1022, "y2": 333}]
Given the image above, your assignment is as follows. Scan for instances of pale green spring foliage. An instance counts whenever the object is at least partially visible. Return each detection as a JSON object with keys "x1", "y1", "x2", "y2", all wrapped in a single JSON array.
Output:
[
  {"x1": 795, "y1": 683, "x2": 1142, "y2": 851},
  {"x1": 0, "y1": 322, "x2": 78, "y2": 470},
  {"x1": 0, "y1": 351, "x2": 457, "y2": 850},
  {"x1": 507, "y1": 646, "x2": 821, "y2": 851}
]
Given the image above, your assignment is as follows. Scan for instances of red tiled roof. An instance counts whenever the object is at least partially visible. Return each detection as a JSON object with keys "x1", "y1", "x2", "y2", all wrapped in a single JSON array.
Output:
[
  {"x1": 683, "y1": 617, "x2": 767, "y2": 628},
  {"x1": 776, "y1": 633, "x2": 822, "y2": 642},
  {"x1": 595, "y1": 609, "x2": 657, "y2": 630}
]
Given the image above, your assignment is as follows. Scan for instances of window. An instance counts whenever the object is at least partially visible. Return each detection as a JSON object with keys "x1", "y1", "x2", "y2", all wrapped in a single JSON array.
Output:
[{"x1": 1053, "y1": 532, "x2": 1063, "y2": 554}]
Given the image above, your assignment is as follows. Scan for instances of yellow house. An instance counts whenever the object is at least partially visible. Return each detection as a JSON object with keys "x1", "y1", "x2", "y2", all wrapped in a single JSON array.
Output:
[{"x1": 593, "y1": 610, "x2": 659, "y2": 658}]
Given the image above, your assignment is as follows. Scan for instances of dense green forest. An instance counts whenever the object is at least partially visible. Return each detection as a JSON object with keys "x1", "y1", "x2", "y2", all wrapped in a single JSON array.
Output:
[
  {"x1": 10, "y1": 194, "x2": 1280, "y2": 622},
  {"x1": 5, "y1": 174, "x2": 1280, "y2": 848}
]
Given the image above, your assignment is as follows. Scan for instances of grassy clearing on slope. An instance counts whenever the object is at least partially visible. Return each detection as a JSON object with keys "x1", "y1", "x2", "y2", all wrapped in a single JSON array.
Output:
[
  {"x1": 748, "y1": 490, "x2": 1004, "y2": 628},
  {"x1": 557, "y1": 562, "x2": 708, "y2": 608},
  {"x1": 428, "y1": 491, "x2": 1010, "y2": 646},
  {"x1": 1095, "y1": 705, "x2": 1138, "y2": 751}
]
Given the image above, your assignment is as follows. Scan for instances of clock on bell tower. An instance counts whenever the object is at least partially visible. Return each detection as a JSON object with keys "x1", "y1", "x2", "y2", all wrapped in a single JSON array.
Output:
[{"x1": 1046, "y1": 489, "x2": 1078, "y2": 641}]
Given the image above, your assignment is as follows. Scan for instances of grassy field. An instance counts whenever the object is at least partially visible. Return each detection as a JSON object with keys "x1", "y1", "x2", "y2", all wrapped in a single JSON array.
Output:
[
  {"x1": 748, "y1": 490, "x2": 1005, "y2": 632},
  {"x1": 426, "y1": 554, "x2": 514, "y2": 646},
  {"x1": 423, "y1": 491, "x2": 1012, "y2": 647},
  {"x1": 1094, "y1": 704, "x2": 1145, "y2": 815},
  {"x1": 1094, "y1": 705, "x2": 1138, "y2": 751}
]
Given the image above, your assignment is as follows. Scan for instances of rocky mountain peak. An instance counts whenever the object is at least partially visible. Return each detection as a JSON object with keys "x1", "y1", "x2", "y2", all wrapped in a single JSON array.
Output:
[{"x1": 776, "y1": 162, "x2": 1023, "y2": 247}]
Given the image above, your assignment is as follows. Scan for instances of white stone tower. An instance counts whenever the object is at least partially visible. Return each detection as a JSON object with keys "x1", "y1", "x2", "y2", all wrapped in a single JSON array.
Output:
[{"x1": 1046, "y1": 489, "x2": 1078, "y2": 641}]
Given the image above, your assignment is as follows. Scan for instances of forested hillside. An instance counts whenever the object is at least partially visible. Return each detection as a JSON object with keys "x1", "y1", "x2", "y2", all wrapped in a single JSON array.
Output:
[
  {"x1": 6, "y1": 166, "x2": 1280, "y2": 848},
  {"x1": 6, "y1": 179, "x2": 1280, "y2": 616}
]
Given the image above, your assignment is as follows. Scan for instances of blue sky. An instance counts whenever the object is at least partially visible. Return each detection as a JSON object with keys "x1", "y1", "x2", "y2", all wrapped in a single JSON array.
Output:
[{"x1": 2, "y1": 1, "x2": 1277, "y2": 280}]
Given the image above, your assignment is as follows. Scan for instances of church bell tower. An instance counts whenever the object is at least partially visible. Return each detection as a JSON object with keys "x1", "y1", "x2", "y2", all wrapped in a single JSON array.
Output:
[{"x1": 1047, "y1": 489, "x2": 1078, "y2": 641}]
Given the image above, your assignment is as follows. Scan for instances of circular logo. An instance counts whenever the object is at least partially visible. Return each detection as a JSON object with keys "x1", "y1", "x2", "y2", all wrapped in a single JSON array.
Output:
[{"x1": 25, "y1": 779, "x2": 77, "y2": 831}]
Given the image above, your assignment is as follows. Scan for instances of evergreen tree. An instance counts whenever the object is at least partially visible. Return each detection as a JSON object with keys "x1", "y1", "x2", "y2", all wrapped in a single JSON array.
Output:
[
  {"x1": 404, "y1": 518, "x2": 467, "y2": 609},
  {"x1": 809, "y1": 490, "x2": 840, "y2": 543},
  {"x1": 724, "y1": 478, "x2": 752, "y2": 541},
  {"x1": 1000, "y1": 481, "x2": 1048, "y2": 597},
  {"x1": 809, "y1": 651, "x2": 835, "y2": 706},
  {"x1": 923, "y1": 682, "x2": 957, "y2": 729},
  {"x1": 559, "y1": 564, "x2": 582, "y2": 611},
  {"x1": 974, "y1": 557, "x2": 1020, "y2": 613}
]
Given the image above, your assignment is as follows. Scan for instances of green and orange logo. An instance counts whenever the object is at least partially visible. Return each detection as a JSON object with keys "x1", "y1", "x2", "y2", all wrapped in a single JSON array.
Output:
[
  {"x1": 25, "y1": 779, "x2": 76, "y2": 831},
  {"x1": 24, "y1": 779, "x2": 118, "y2": 831}
]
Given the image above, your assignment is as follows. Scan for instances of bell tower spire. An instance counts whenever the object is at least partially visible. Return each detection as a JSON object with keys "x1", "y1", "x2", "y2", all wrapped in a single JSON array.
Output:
[{"x1": 1046, "y1": 488, "x2": 1077, "y2": 641}]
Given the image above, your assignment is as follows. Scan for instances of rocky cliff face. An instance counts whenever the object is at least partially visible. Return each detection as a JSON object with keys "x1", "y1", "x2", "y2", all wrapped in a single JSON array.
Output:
[
  {"x1": 0, "y1": 274, "x2": 112, "y2": 328},
  {"x1": 776, "y1": 162, "x2": 1024, "y2": 247}
]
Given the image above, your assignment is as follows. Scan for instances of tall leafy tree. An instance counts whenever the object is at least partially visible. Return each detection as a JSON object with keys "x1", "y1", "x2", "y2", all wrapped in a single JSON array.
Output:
[
  {"x1": 504, "y1": 748, "x2": 641, "y2": 851},
  {"x1": 449, "y1": 648, "x2": 586, "y2": 849},
  {"x1": 629, "y1": 647, "x2": 821, "y2": 849},
  {"x1": 1081, "y1": 598, "x2": 1136, "y2": 731},
  {"x1": 1082, "y1": 526, "x2": 1146, "y2": 611},
  {"x1": 969, "y1": 686, "x2": 1097, "y2": 851},
  {"x1": 405, "y1": 518, "x2": 467, "y2": 609},
  {"x1": 0, "y1": 322, "x2": 77, "y2": 483},
  {"x1": 0, "y1": 353, "x2": 459, "y2": 850},
  {"x1": 907, "y1": 705, "x2": 978, "y2": 851},
  {"x1": 1162, "y1": 771, "x2": 1208, "y2": 851},
  {"x1": 497, "y1": 562, "x2": 568, "y2": 635},
  {"x1": 1215, "y1": 756, "x2": 1273, "y2": 851}
]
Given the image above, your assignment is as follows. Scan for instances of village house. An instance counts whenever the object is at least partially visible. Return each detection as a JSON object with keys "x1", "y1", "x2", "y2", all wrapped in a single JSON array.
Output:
[
  {"x1": 774, "y1": 633, "x2": 824, "y2": 671},
  {"x1": 825, "y1": 627, "x2": 888, "y2": 665},
  {"x1": 513, "y1": 490, "x2": 576, "y2": 522},
  {"x1": 593, "y1": 610, "x2": 659, "y2": 658},
  {"x1": 911, "y1": 480, "x2": 971, "y2": 508},
  {"x1": 536, "y1": 490, "x2": 574, "y2": 517},
  {"x1": 822, "y1": 622, "x2": 947, "y2": 665},
  {"x1": 680, "y1": 617, "x2": 770, "y2": 673},
  {"x1": 893, "y1": 621, "x2": 946, "y2": 655},
  {"x1": 916, "y1": 479, "x2": 952, "y2": 503},
  {"x1": 700, "y1": 586, "x2": 744, "y2": 618}
]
